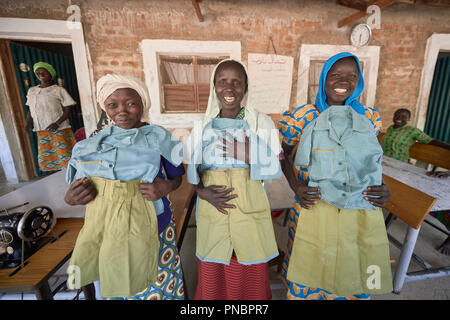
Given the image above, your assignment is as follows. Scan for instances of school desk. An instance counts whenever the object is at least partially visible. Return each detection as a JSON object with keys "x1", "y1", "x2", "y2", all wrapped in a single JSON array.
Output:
[{"x1": 382, "y1": 155, "x2": 450, "y2": 294}]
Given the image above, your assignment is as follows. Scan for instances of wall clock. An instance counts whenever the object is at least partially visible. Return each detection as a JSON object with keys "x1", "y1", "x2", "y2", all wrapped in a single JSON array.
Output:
[{"x1": 350, "y1": 23, "x2": 372, "y2": 47}]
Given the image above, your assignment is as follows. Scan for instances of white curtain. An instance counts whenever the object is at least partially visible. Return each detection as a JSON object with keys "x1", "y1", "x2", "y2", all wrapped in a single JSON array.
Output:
[
  {"x1": 163, "y1": 61, "x2": 194, "y2": 84},
  {"x1": 163, "y1": 60, "x2": 216, "y2": 84},
  {"x1": 198, "y1": 64, "x2": 216, "y2": 84}
]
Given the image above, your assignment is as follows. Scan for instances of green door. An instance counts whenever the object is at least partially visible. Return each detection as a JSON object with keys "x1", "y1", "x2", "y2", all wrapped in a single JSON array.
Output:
[
  {"x1": 9, "y1": 42, "x2": 84, "y2": 176},
  {"x1": 424, "y1": 55, "x2": 450, "y2": 144}
]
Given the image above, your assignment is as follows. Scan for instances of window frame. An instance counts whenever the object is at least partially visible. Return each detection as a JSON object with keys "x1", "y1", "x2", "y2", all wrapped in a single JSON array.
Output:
[
  {"x1": 141, "y1": 40, "x2": 241, "y2": 128},
  {"x1": 159, "y1": 55, "x2": 228, "y2": 113}
]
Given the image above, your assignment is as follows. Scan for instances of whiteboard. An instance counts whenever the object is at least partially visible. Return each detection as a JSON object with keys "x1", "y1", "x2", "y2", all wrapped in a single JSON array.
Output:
[{"x1": 247, "y1": 53, "x2": 293, "y2": 114}]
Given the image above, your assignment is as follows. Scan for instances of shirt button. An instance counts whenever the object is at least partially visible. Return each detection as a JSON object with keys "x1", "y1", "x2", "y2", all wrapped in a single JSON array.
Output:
[
  {"x1": 338, "y1": 162, "x2": 343, "y2": 165},
  {"x1": 343, "y1": 182, "x2": 347, "y2": 186},
  {"x1": 342, "y1": 193, "x2": 346, "y2": 197},
  {"x1": 108, "y1": 163, "x2": 113, "y2": 168}
]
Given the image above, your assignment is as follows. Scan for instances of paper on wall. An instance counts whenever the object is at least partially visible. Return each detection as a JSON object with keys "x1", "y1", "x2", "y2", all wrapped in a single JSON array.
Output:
[{"x1": 247, "y1": 53, "x2": 293, "y2": 114}]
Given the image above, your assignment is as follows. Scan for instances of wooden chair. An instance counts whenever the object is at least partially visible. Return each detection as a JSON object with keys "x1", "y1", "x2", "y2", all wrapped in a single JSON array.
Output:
[
  {"x1": 409, "y1": 143, "x2": 450, "y2": 170},
  {"x1": 378, "y1": 132, "x2": 450, "y2": 170}
]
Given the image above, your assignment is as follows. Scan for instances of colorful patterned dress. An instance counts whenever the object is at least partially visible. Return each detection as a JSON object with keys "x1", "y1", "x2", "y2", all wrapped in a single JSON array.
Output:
[{"x1": 278, "y1": 103, "x2": 382, "y2": 300}]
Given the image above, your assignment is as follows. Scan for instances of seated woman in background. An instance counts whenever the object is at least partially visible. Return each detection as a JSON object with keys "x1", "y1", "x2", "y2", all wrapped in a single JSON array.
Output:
[{"x1": 380, "y1": 108, "x2": 450, "y2": 163}]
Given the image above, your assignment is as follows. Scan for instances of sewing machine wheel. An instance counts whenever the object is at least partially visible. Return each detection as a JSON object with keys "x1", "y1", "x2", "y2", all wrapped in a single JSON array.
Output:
[{"x1": 17, "y1": 206, "x2": 56, "y2": 242}]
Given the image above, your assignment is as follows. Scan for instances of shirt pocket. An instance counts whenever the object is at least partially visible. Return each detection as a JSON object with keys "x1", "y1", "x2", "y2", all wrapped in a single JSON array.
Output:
[
  {"x1": 75, "y1": 160, "x2": 102, "y2": 178},
  {"x1": 309, "y1": 149, "x2": 334, "y2": 180}
]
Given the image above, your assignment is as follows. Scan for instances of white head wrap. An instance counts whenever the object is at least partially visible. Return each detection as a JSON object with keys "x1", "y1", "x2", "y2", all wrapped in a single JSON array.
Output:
[
  {"x1": 96, "y1": 74, "x2": 150, "y2": 122},
  {"x1": 196, "y1": 59, "x2": 281, "y2": 156}
]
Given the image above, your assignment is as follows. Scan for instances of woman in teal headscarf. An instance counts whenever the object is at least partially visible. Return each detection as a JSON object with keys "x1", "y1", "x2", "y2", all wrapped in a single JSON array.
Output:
[
  {"x1": 25, "y1": 61, "x2": 76, "y2": 172},
  {"x1": 279, "y1": 52, "x2": 392, "y2": 300}
]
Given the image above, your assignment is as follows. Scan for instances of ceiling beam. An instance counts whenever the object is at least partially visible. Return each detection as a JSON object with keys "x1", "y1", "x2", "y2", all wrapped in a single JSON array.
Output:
[
  {"x1": 192, "y1": 0, "x2": 204, "y2": 22},
  {"x1": 337, "y1": 0, "x2": 397, "y2": 28}
]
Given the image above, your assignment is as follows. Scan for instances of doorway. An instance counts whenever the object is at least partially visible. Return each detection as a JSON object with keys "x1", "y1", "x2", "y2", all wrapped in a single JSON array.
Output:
[
  {"x1": 0, "y1": 39, "x2": 84, "y2": 178},
  {"x1": 423, "y1": 51, "x2": 450, "y2": 144}
]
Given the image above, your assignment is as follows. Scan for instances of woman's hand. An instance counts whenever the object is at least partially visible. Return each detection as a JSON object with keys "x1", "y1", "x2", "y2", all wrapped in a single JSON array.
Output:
[
  {"x1": 294, "y1": 179, "x2": 321, "y2": 210},
  {"x1": 139, "y1": 177, "x2": 172, "y2": 201},
  {"x1": 24, "y1": 113, "x2": 33, "y2": 132},
  {"x1": 196, "y1": 185, "x2": 238, "y2": 215},
  {"x1": 216, "y1": 131, "x2": 250, "y2": 164},
  {"x1": 363, "y1": 183, "x2": 391, "y2": 208},
  {"x1": 24, "y1": 122, "x2": 32, "y2": 132},
  {"x1": 64, "y1": 178, "x2": 97, "y2": 206},
  {"x1": 426, "y1": 170, "x2": 450, "y2": 179},
  {"x1": 45, "y1": 122, "x2": 60, "y2": 132}
]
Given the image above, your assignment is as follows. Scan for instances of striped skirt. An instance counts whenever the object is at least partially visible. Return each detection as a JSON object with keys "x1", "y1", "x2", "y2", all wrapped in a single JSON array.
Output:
[
  {"x1": 37, "y1": 128, "x2": 75, "y2": 172},
  {"x1": 194, "y1": 252, "x2": 271, "y2": 300}
]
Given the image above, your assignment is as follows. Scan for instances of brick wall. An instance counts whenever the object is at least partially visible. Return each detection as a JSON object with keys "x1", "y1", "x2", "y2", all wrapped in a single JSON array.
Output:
[{"x1": 1, "y1": 0, "x2": 450, "y2": 129}]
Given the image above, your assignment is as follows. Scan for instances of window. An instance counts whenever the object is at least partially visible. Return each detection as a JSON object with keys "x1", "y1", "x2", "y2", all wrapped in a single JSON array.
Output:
[
  {"x1": 160, "y1": 55, "x2": 228, "y2": 112},
  {"x1": 140, "y1": 40, "x2": 241, "y2": 128}
]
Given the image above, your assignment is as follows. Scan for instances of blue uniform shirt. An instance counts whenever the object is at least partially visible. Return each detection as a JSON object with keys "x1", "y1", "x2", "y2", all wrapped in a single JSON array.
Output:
[
  {"x1": 67, "y1": 124, "x2": 183, "y2": 214},
  {"x1": 294, "y1": 105, "x2": 383, "y2": 210},
  {"x1": 187, "y1": 118, "x2": 281, "y2": 185}
]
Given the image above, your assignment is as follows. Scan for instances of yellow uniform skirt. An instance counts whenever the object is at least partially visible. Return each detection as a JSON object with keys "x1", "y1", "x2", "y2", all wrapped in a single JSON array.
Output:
[
  {"x1": 196, "y1": 168, "x2": 279, "y2": 265},
  {"x1": 287, "y1": 200, "x2": 393, "y2": 296},
  {"x1": 67, "y1": 177, "x2": 159, "y2": 298}
]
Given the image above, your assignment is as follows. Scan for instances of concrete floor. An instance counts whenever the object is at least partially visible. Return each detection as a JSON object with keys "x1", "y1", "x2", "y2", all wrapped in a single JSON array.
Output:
[{"x1": 1, "y1": 175, "x2": 449, "y2": 300}]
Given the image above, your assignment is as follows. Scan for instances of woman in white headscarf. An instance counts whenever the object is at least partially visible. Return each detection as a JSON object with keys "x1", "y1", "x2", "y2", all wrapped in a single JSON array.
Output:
[
  {"x1": 64, "y1": 74, "x2": 186, "y2": 300},
  {"x1": 187, "y1": 59, "x2": 282, "y2": 300}
]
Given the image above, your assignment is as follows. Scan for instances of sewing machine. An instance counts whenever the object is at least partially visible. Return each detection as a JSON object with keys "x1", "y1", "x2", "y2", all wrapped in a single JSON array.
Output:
[{"x1": 0, "y1": 202, "x2": 56, "y2": 269}]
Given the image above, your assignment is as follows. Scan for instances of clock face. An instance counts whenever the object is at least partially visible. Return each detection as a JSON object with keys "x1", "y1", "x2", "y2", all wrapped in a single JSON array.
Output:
[{"x1": 350, "y1": 24, "x2": 372, "y2": 47}]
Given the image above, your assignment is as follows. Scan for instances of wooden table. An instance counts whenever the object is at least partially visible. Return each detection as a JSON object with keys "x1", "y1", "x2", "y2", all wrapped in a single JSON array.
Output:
[
  {"x1": 382, "y1": 156, "x2": 450, "y2": 293},
  {"x1": 0, "y1": 218, "x2": 83, "y2": 299}
]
